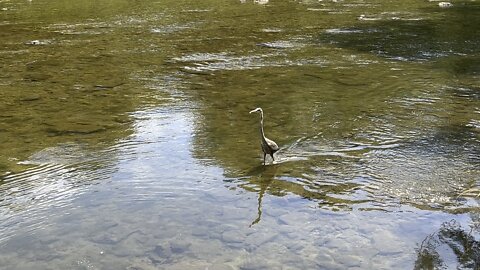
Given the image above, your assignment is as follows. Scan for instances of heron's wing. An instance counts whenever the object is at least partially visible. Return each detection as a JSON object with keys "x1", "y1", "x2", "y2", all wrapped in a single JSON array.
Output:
[{"x1": 265, "y1": 137, "x2": 279, "y2": 151}]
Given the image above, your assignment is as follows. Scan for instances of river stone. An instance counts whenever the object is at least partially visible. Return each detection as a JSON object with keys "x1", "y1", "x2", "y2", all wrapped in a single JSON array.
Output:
[
  {"x1": 222, "y1": 230, "x2": 244, "y2": 244},
  {"x1": 191, "y1": 225, "x2": 210, "y2": 237},
  {"x1": 161, "y1": 261, "x2": 211, "y2": 270},
  {"x1": 148, "y1": 244, "x2": 172, "y2": 263},
  {"x1": 169, "y1": 239, "x2": 191, "y2": 254},
  {"x1": 19, "y1": 95, "x2": 41, "y2": 102},
  {"x1": 285, "y1": 241, "x2": 304, "y2": 253},
  {"x1": 438, "y1": 2, "x2": 453, "y2": 8},
  {"x1": 126, "y1": 257, "x2": 156, "y2": 270},
  {"x1": 245, "y1": 230, "x2": 278, "y2": 247},
  {"x1": 277, "y1": 224, "x2": 295, "y2": 236},
  {"x1": 213, "y1": 223, "x2": 239, "y2": 235},
  {"x1": 240, "y1": 256, "x2": 276, "y2": 270},
  {"x1": 317, "y1": 257, "x2": 339, "y2": 269},
  {"x1": 333, "y1": 254, "x2": 363, "y2": 268},
  {"x1": 315, "y1": 247, "x2": 335, "y2": 263},
  {"x1": 371, "y1": 229, "x2": 403, "y2": 254},
  {"x1": 109, "y1": 230, "x2": 151, "y2": 257},
  {"x1": 333, "y1": 229, "x2": 371, "y2": 248},
  {"x1": 45, "y1": 124, "x2": 106, "y2": 136},
  {"x1": 208, "y1": 263, "x2": 235, "y2": 270},
  {"x1": 90, "y1": 233, "x2": 120, "y2": 245},
  {"x1": 265, "y1": 207, "x2": 288, "y2": 218},
  {"x1": 277, "y1": 212, "x2": 311, "y2": 226},
  {"x1": 189, "y1": 239, "x2": 224, "y2": 258},
  {"x1": 156, "y1": 243, "x2": 173, "y2": 257}
]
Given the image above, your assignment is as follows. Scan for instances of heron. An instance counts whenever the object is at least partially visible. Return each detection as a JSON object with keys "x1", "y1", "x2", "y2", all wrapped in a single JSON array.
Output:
[{"x1": 249, "y1": 107, "x2": 279, "y2": 165}]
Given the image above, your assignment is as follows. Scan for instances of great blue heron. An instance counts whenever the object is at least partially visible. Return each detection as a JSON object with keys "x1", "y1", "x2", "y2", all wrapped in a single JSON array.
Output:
[{"x1": 249, "y1": 107, "x2": 279, "y2": 165}]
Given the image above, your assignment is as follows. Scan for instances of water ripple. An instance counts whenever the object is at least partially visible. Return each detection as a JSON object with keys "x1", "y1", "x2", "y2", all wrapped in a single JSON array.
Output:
[
  {"x1": 242, "y1": 126, "x2": 478, "y2": 212},
  {"x1": 0, "y1": 141, "x2": 125, "y2": 244}
]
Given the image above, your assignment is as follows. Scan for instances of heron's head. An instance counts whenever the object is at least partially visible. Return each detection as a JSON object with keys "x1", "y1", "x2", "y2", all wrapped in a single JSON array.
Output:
[{"x1": 249, "y1": 107, "x2": 263, "y2": 114}]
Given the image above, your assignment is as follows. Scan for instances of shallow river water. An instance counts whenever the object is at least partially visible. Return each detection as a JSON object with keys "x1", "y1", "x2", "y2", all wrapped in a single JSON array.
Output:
[{"x1": 0, "y1": 0, "x2": 479, "y2": 269}]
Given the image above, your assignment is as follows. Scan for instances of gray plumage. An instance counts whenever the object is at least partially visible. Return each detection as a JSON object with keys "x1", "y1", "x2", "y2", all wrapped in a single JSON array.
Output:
[{"x1": 249, "y1": 107, "x2": 279, "y2": 165}]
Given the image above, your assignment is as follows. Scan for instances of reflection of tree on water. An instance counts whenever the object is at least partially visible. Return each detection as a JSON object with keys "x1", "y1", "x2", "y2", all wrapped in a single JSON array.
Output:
[{"x1": 415, "y1": 219, "x2": 480, "y2": 269}]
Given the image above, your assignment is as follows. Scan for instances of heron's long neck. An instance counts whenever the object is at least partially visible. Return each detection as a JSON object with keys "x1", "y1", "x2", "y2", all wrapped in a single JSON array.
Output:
[{"x1": 259, "y1": 112, "x2": 266, "y2": 141}]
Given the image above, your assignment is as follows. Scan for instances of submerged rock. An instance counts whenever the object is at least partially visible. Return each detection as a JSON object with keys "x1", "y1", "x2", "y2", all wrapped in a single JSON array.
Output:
[
  {"x1": 222, "y1": 230, "x2": 244, "y2": 244},
  {"x1": 169, "y1": 240, "x2": 191, "y2": 254},
  {"x1": 25, "y1": 39, "x2": 51, "y2": 46},
  {"x1": 126, "y1": 257, "x2": 157, "y2": 270},
  {"x1": 438, "y1": 2, "x2": 453, "y2": 8},
  {"x1": 208, "y1": 263, "x2": 235, "y2": 270}
]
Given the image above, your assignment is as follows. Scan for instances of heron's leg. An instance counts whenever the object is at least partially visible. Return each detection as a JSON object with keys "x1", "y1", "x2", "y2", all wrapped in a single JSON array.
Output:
[
  {"x1": 270, "y1": 153, "x2": 275, "y2": 161},
  {"x1": 263, "y1": 153, "x2": 266, "y2": 165}
]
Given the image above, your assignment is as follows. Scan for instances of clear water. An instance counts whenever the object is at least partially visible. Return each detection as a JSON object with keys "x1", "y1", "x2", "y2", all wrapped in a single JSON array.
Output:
[{"x1": 0, "y1": 0, "x2": 479, "y2": 269}]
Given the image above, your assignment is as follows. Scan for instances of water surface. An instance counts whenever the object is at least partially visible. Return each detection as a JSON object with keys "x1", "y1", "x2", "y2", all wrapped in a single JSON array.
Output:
[{"x1": 0, "y1": 0, "x2": 479, "y2": 269}]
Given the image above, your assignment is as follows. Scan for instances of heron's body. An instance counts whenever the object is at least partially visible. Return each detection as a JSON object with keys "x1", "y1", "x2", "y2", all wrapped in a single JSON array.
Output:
[{"x1": 250, "y1": 108, "x2": 279, "y2": 165}]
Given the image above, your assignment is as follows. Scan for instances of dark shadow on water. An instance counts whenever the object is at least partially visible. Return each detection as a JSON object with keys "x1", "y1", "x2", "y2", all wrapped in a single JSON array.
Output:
[
  {"x1": 444, "y1": 56, "x2": 480, "y2": 77},
  {"x1": 319, "y1": 2, "x2": 480, "y2": 63},
  {"x1": 177, "y1": 0, "x2": 480, "y2": 213}
]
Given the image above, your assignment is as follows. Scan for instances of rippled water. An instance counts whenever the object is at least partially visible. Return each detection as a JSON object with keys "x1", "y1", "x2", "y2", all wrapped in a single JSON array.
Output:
[{"x1": 1, "y1": 0, "x2": 479, "y2": 269}]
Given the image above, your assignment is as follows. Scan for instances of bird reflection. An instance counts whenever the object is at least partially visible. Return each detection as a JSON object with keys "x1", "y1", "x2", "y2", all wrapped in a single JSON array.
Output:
[{"x1": 243, "y1": 164, "x2": 279, "y2": 227}]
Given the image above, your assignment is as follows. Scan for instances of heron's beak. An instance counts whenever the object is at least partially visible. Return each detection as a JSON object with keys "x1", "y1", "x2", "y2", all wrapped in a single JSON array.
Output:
[{"x1": 249, "y1": 108, "x2": 260, "y2": 114}]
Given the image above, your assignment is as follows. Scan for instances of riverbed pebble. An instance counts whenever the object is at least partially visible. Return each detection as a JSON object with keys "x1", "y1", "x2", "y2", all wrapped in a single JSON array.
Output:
[
  {"x1": 169, "y1": 239, "x2": 191, "y2": 254},
  {"x1": 244, "y1": 230, "x2": 278, "y2": 247},
  {"x1": 371, "y1": 229, "x2": 404, "y2": 254},
  {"x1": 208, "y1": 263, "x2": 236, "y2": 270},
  {"x1": 126, "y1": 257, "x2": 157, "y2": 270},
  {"x1": 438, "y1": 2, "x2": 453, "y2": 8},
  {"x1": 277, "y1": 212, "x2": 311, "y2": 225},
  {"x1": 221, "y1": 230, "x2": 245, "y2": 244}
]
